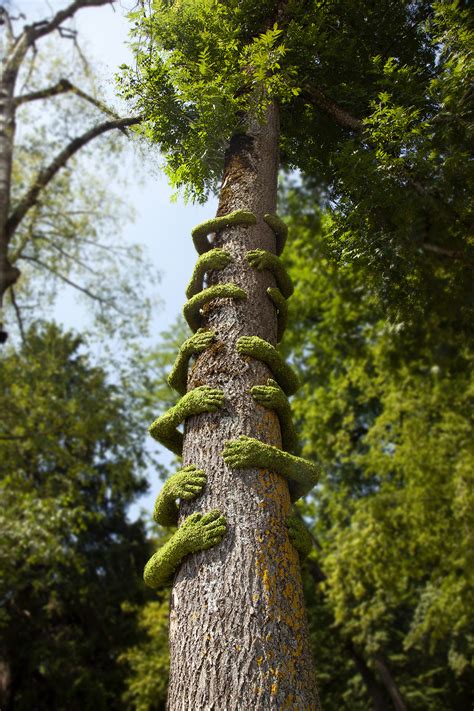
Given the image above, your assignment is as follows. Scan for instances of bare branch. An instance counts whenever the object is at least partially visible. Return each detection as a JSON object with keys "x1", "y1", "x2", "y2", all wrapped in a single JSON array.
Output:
[
  {"x1": 422, "y1": 242, "x2": 465, "y2": 259},
  {"x1": 9, "y1": 288, "x2": 26, "y2": 343},
  {"x1": 14, "y1": 79, "x2": 74, "y2": 106},
  {"x1": 303, "y1": 85, "x2": 363, "y2": 131},
  {"x1": 6, "y1": 116, "x2": 142, "y2": 239},
  {"x1": 20, "y1": 255, "x2": 113, "y2": 305},
  {"x1": 0, "y1": 435, "x2": 28, "y2": 441},
  {"x1": 0, "y1": 6, "x2": 17, "y2": 44},
  {"x1": 33, "y1": 235, "x2": 103, "y2": 275},
  {"x1": 6, "y1": 1, "x2": 115, "y2": 75},
  {"x1": 25, "y1": 1, "x2": 115, "y2": 45},
  {"x1": 15, "y1": 78, "x2": 123, "y2": 125}
]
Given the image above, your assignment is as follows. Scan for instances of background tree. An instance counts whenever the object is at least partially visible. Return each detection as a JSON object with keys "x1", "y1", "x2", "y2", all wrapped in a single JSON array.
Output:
[
  {"x1": 0, "y1": 323, "x2": 161, "y2": 710},
  {"x1": 0, "y1": 0, "x2": 147, "y2": 343},
  {"x1": 283, "y1": 186, "x2": 473, "y2": 710}
]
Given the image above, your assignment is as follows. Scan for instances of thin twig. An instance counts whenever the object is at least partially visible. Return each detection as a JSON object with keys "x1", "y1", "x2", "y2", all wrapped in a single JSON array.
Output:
[
  {"x1": 20, "y1": 255, "x2": 113, "y2": 305},
  {"x1": 9, "y1": 288, "x2": 26, "y2": 343}
]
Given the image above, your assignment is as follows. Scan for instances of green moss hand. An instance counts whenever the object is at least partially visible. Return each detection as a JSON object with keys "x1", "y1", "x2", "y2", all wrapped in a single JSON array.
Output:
[
  {"x1": 184, "y1": 284, "x2": 247, "y2": 332},
  {"x1": 263, "y1": 213, "x2": 288, "y2": 256},
  {"x1": 192, "y1": 210, "x2": 257, "y2": 254},
  {"x1": 222, "y1": 435, "x2": 319, "y2": 501},
  {"x1": 153, "y1": 465, "x2": 207, "y2": 527},
  {"x1": 266, "y1": 287, "x2": 288, "y2": 343},
  {"x1": 143, "y1": 510, "x2": 227, "y2": 589},
  {"x1": 186, "y1": 249, "x2": 233, "y2": 299},
  {"x1": 286, "y1": 512, "x2": 313, "y2": 559},
  {"x1": 168, "y1": 329, "x2": 216, "y2": 395},
  {"x1": 251, "y1": 378, "x2": 298, "y2": 452},
  {"x1": 190, "y1": 211, "x2": 287, "y2": 256},
  {"x1": 149, "y1": 385, "x2": 224, "y2": 456},
  {"x1": 236, "y1": 335, "x2": 299, "y2": 395},
  {"x1": 245, "y1": 249, "x2": 294, "y2": 298}
]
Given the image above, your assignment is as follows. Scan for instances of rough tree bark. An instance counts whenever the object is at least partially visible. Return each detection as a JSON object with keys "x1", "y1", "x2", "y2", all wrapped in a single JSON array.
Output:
[
  {"x1": 0, "y1": 41, "x2": 20, "y2": 329},
  {"x1": 166, "y1": 104, "x2": 319, "y2": 710}
]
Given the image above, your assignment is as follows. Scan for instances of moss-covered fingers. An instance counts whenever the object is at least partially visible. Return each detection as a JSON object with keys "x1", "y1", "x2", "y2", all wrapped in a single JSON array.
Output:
[
  {"x1": 186, "y1": 249, "x2": 233, "y2": 299},
  {"x1": 184, "y1": 284, "x2": 247, "y2": 332},
  {"x1": 222, "y1": 435, "x2": 319, "y2": 501},
  {"x1": 286, "y1": 512, "x2": 313, "y2": 559},
  {"x1": 251, "y1": 379, "x2": 298, "y2": 452},
  {"x1": 245, "y1": 249, "x2": 293, "y2": 298},
  {"x1": 168, "y1": 329, "x2": 216, "y2": 395},
  {"x1": 267, "y1": 287, "x2": 288, "y2": 343},
  {"x1": 143, "y1": 510, "x2": 227, "y2": 589},
  {"x1": 153, "y1": 465, "x2": 207, "y2": 527},
  {"x1": 263, "y1": 214, "x2": 288, "y2": 256},
  {"x1": 192, "y1": 210, "x2": 257, "y2": 254},
  {"x1": 237, "y1": 335, "x2": 299, "y2": 395},
  {"x1": 149, "y1": 386, "x2": 224, "y2": 456}
]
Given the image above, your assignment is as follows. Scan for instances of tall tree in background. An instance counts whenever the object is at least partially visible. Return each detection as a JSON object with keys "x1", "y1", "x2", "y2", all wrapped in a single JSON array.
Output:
[
  {"x1": 282, "y1": 187, "x2": 473, "y2": 710},
  {"x1": 0, "y1": 324, "x2": 157, "y2": 710},
  {"x1": 0, "y1": 0, "x2": 145, "y2": 343},
  {"x1": 122, "y1": 0, "x2": 473, "y2": 708}
]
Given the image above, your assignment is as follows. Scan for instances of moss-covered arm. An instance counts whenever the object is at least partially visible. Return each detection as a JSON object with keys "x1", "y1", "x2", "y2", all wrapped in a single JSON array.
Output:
[
  {"x1": 192, "y1": 210, "x2": 257, "y2": 254},
  {"x1": 222, "y1": 435, "x2": 319, "y2": 501},
  {"x1": 168, "y1": 329, "x2": 216, "y2": 396},
  {"x1": 251, "y1": 379, "x2": 298, "y2": 453},
  {"x1": 153, "y1": 465, "x2": 207, "y2": 527},
  {"x1": 184, "y1": 284, "x2": 247, "y2": 332},
  {"x1": 236, "y1": 335, "x2": 299, "y2": 395},
  {"x1": 267, "y1": 287, "x2": 288, "y2": 344},
  {"x1": 143, "y1": 510, "x2": 227, "y2": 589},
  {"x1": 186, "y1": 249, "x2": 233, "y2": 299},
  {"x1": 149, "y1": 386, "x2": 224, "y2": 456},
  {"x1": 245, "y1": 249, "x2": 293, "y2": 298},
  {"x1": 264, "y1": 213, "x2": 288, "y2": 256},
  {"x1": 286, "y1": 512, "x2": 313, "y2": 559}
]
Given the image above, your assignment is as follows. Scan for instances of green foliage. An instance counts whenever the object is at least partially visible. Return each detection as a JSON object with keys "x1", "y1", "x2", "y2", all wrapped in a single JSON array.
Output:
[
  {"x1": 119, "y1": 2, "x2": 300, "y2": 199},
  {"x1": 293, "y1": 1, "x2": 472, "y2": 321},
  {"x1": 119, "y1": 598, "x2": 170, "y2": 711},
  {"x1": 283, "y1": 191, "x2": 473, "y2": 707},
  {"x1": 0, "y1": 324, "x2": 154, "y2": 709}
]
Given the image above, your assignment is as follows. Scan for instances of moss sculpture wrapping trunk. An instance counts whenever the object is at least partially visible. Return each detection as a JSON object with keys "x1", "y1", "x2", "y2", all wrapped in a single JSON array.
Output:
[{"x1": 146, "y1": 106, "x2": 320, "y2": 709}]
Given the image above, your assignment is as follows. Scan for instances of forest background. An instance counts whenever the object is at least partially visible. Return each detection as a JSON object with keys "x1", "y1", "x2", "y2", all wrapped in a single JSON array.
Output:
[{"x1": 0, "y1": 1, "x2": 472, "y2": 710}]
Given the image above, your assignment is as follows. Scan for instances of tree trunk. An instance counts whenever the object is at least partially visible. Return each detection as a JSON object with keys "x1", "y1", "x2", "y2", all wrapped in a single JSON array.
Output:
[
  {"x1": 0, "y1": 67, "x2": 19, "y2": 325},
  {"x1": 374, "y1": 656, "x2": 407, "y2": 711},
  {"x1": 348, "y1": 645, "x2": 389, "y2": 711},
  {"x1": 0, "y1": 656, "x2": 12, "y2": 711},
  {"x1": 167, "y1": 104, "x2": 319, "y2": 710}
]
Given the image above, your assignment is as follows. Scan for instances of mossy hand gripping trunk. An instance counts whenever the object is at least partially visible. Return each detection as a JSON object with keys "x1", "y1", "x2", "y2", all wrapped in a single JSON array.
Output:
[{"x1": 146, "y1": 107, "x2": 320, "y2": 710}]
